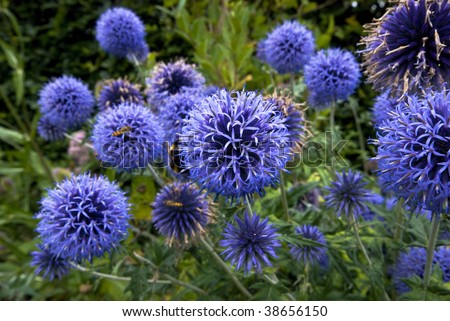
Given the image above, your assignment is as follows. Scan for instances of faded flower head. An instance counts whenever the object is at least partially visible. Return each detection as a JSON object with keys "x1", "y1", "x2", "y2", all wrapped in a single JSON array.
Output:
[
  {"x1": 361, "y1": 0, "x2": 450, "y2": 95},
  {"x1": 289, "y1": 225, "x2": 327, "y2": 265},
  {"x1": 373, "y1": 88, "x2": 450, "y2": 214},
  {"x1": 92, "y1": 103, "x2": 163, "y2": 170},
  {"x1": 146, "y1": 59, "x2": 205, "y2": 108},
  {"x1": 35, "y1": 173, "x2": 130, "y2": 263},
  {"x1": 179, "y1": 90, "x2": 290, "y2": 202},
  {"x1": 38, "y1": 75, "x2": 95, "y2": 129},
  {"x1": 98, "y1": 79, "x2": 144, "y2": 111},
  {"x1": 325, "y1": 170, "x2": 371, "y2": 218},
  {"x1": 220, "y1": 212, "x2": 280, "y2": 274},
  {"x1": 158, "y1": 90, "x2": 202, "y2": 142},
  {"x1": 37, "y1": 115, "x2": 68, "y2": 142},
  {"x1": 267, "y1": 94, "x2": 307, "y2": 153},
  {"x1": 151, "y1": 182, "x2": 213, "y2": 246},
  {"x1": 257, "y1": 20, "x2": 315, "y2": 74},
  {"x1": 95, "y1": 7, "x2": 147, "y2": 60},
  {"x1": 31, "y1": 245, "x2": 71, "y2": 280},
  {"x1": 68, "y1": 130, "x2": 91, "y2": 167},
  {"x1": 304, "y1": 48, "x2": 361, "y2": 110},
  {"x1": 372, "y1": 91, "x2": 398, "y2": 125}
]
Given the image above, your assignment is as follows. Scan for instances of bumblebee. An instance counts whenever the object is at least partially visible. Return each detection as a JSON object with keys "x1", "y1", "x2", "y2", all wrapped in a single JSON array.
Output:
[
  {"x1": 169, "y1": 139, "x2": 183, "y2": 174},
  {"x1": 112, "y1": 125, "x2": 132, "y2": 137},
  {"x1": 164, "y1": 200, "x2": 183, "y2": 207}
]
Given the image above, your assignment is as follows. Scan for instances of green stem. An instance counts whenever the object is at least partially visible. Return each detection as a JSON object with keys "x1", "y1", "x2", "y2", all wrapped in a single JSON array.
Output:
[
  {"x1": 71, "y1": 263, "x2": 170, "y2": 285},
  {"x1": 200, "y1": 237, "x2": 252, "y2": 299},
  {"x1": 147, "y1": 164, "x2": 165, "y2": 187},
  {"x1": 329, "y1": 102, "x2": 336, "y2": 172},
  {"x1": 279, "y1": 172, "x2": 290, "y2": 221},
  {"x1": 423, "y1": 214, "x2": 440, "y2": 298},
  {"x1": 350, "y1": 102, "x2": 368, "y2": 174},
  {"x1": 244, "y1": 195, "x2": 253, "y2": 216},
  {"x1": 133, "y1": 252, "x2": 208, "y2": 296}
]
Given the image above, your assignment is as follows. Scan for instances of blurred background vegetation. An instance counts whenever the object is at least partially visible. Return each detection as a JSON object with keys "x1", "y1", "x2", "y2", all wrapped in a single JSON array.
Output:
[{"x1": 4, "y1": 0, "x2": 447, "y2": 301}]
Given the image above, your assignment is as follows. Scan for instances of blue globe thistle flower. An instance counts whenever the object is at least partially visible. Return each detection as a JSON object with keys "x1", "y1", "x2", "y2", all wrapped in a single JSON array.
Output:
[
  {"x1": 35, "y1": 173, "x2": 130, "y2": 263},
  {"x1": 38, "y1": 75, "x2": 95, "y2": 129},
  {"x1": 220, "y1": 212, "x2": 280, "y2": 274},
  {"x1": 95, "y1": 7, "x2": 147, "y2": 59},
  {"x1": 372, "y1": 91, "x2": 398, "y2": 125},
  {"x1": 289, "y1": 225, "x2": 327, "y2": 265},
  {"x1": 392, "y1": 247, "x2": 428, "y2": 294},
  {"x1": 151, "y1": 182, "x2": 213, "y2": 246},
  {"x1": 92, "y1": 103, "x2": 163, "y2": 170},
  {"x1": 373, "y1": 88, "x2": 450, "y2": 214},
  {"x1": 179, "y1": 90, "x2": 290, "y2": 201},
  {"x1": 146, "y1": 60, "x2": 205, "y2": 108},
  {"x1": 362, "y1": 0, "x2": 450, "y2": 95},
  {"x1": 98, "y1": 79, "x2": 144, "y2": 111},
  {"x1": 132, "y1": 42, "x2": 150, "y2": 63},
  {"x1": 31, "y1": 245, "x2": 71, "y2": 280},
  {"x1": 436, "y1": 246, "x2": 450, "y2": 282},
  {"x1": 325, "y1": 170, "x2": 371, "y2": 218},
  {"x1": 158, "y1": 91, "x2": 202, "y2": 142},
  {"x1": 268, "y1": 95, "x2": 307, "y2": 153},
  {"x1": 257, "y1": 20, "x2": 315, "y2": 74},
  {"x1": 304, "y1": 48, "x2": 361, "y2": 110},
  {"x1": 37, "y1": 115, "x2": 68, "y2": 141}
]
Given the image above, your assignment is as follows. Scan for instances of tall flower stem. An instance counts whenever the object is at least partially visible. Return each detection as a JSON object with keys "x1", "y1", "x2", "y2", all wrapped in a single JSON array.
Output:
[
  {"x1": 133, "y1": 252, "x2": 208, "y2": 296},
  {"x1": 147, "y1": 164, "x2": 165, "y2": 187},
  {"x1": 349, "y1": 214, "x2": 390, "y2": 300},
  {"x1": 244, "y1": 195, "x2": 253, "y2": 217},
  {"x1": 200, "y1": 237, "x2": 252, "y2": 299},
  {"x1": 329, "y1": 101, "x2": 336, "y2": 172},
  {"x1": 71, "y1": 263, "x2": 170, "y2": 284},
  {"x1": 423, "y1": 214, "x2": 440, "y2": 298},
  {"x1": 279, "y1": 172, "x2": 290, "y2": 221},
  {"x1": 350, "y1": 101, "x2": 368, "y2": 174}
]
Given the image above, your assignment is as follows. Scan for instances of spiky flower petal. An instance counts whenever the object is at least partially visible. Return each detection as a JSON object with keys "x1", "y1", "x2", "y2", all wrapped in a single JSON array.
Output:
[
  {"x1": 98, "y1": 79, "x2": 144, "y2": 111},
  {"x1": 220, "y1": 212, "x2": 280, "y2": 274},
  {"x1": 289, "y1": 225, "x2": 327, "y2": 265},
  {"x1": 257, "y1": 20, "x2": 315, "y2": 74},
  {"x1": 35, "y1": 173, "x2": 130, "y2": 263},
  {"x1": 31, "y1": 245, "x2": 71, "y2": 280},
  {"x1": 373, "y1": 88, "x2": 450, "y2": 214},
  {"x1": 151, "y1": 182, "x2": 213, "y2": 246},
  {"x1": 361, "y1": 0, "x2": 450, "y2": 94},
  {"x1": 304, "y1": 48, "x2": 361, "y2": 110},
  {"x1": 95, "y1": 7, "x2": 147, "y2": 59},
  {"x1": 92, "y1": 103, "x2": 163, "y2": 170},
  {"x1": 372, "y1": 91, "x2": 398, "y2": 125},
  {"x1": 179, "y1": 90, "x2": 290, "y2": 201},
  {"x1": 325, "y1": 170, "x2": 371, "y2": 218}
]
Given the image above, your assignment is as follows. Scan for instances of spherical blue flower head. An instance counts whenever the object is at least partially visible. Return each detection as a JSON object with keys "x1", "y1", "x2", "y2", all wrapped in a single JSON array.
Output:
[
  {"x1": 37, "y1": 115, "x2": 68, "y2": 141},
  {"x1": 146, "y1": 60, "x2": 205, "y2": 108},
  {"x1": 131, "y1": 42, "x2": 149, "y2": 63},
  {"x1": 304, "y1": 48, "x2": 361, "y2": 110},
  {"x1": 38, "y1": 75, "x2": 95, "y2": 129},
  {"x1": 179, "y1": 90, "x2": 290, "y2": 202},
  {"x1": 96, "y1": 7, "x2": 147, "y2": 59},
  {"x1": 362, "y1": 0, "x2": 450, "y2": 95},
  {"x1": 372, "y1": 91, "x2": 398, "y2": 125},
  {"x1": 392, "y1": 247, "x2": 437, "y2": 294},
  {"x1": 220, "y1": 212, "x2": 281, "y2": 275},
  {"x1": 257, "y1": 20, "x2": 315, "y2": 74},
  {"x1": 151, "y1": 182, "x2": 213, "y2": 246},
  {"x1": 289, "y1": 225, "x2": 327, "y2": 265},
  {"x1": 92, "y1": 103, "x2": 163, "y2": 170},
  {"x1": 325, "y1": 170, "x2": 372, "y2": 218},
  {"x1": 31, "y1": 244, "x2": 71, "y2": 280},
  {"x1": 35, "y1": 173, "x2": 130, "y2": 263},
  {"x1": 98, "y1": 78, "x2": 144, "y2": 111},
  {"x1": 373, "y1": 88, "x2": 450, "y2": 214},
  {"x1": 436, "y1": 246, "x2": 450, "y2": 282},
  {"x1": 267, "y1": 95, "x2": 307, "y2": 153},
  {"x1": 159, "y1": 91, "x2": 202, "y2": 142}
]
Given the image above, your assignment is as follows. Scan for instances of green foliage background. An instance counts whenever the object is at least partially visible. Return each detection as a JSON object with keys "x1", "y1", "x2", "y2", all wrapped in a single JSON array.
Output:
[{"x1": 1, "y1": 0, "x2": 450, "y2": 300}]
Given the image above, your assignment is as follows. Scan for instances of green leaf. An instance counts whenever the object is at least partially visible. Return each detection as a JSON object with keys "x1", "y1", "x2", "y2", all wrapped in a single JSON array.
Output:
[
  {"x1": 129, "y1": 176, "x2": 156, "y2": 220},
  {"x1": 0, "y1": 126, "x2": 25, "y2": 145}
]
